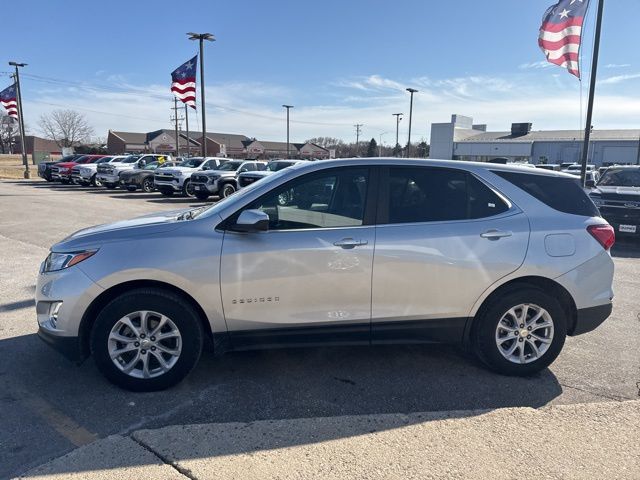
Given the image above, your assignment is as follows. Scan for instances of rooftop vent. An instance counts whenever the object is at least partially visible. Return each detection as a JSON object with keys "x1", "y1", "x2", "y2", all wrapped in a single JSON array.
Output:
[{"x1": 511, "y1": 123, "x2": 532, "y2": 137}]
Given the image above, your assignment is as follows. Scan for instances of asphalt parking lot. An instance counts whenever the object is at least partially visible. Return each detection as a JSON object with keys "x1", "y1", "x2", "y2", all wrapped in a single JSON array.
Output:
[{"x1": 1, "y1": 179, "x2": 639, "y2": 479}]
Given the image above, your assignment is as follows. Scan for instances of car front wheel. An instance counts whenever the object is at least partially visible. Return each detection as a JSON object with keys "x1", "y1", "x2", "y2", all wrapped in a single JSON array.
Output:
[
  {"x1": 472, "y1": 287, "x2": 567, "y2": 376},
  {"x1": 221, "y1": 183, "x2": 236, "y2": 198},
  {"x1": 91, "y1": 288, "x2": 204, "y2": 391},
  {"x1": 142, "y1": 177, "x2": 154, "y2": 193}
]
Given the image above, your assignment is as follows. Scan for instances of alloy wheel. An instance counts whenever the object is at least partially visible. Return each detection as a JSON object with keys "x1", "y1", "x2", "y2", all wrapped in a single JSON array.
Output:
[
  {"x1": 108, "y1": 310, "x2": 182, "y2": 379},
  {"x1": 495, "y1": 303, "x2": 554, "y2": 364}
]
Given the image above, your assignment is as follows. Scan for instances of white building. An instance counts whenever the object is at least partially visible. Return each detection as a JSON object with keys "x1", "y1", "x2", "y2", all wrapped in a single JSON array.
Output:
[{"x1": 430, "y1": 114, "x2": 640, "y2": 167}]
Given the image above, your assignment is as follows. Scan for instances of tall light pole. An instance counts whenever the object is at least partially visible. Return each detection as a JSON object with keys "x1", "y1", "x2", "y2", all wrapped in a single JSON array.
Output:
[
  {"x1": 392, "y1": 113, "x2": 403, "y2": 157},
  {"x1": 406, "y1": 88, "x2": 418, "y2": 157},
  {"x1": 282, "y1": 105, "x2": 293, "y2": 158},
  {"x1": 378, "y1": 132, "x2": 388, "y2": 156},
  {"x1": 9, "y1": 62, "x2": 29, "y2": 178},
  {"x1": 354, "y1": 124, "x2": 363, "y2": 156},
  {"x1": 187, "y1": 32, "x2": 215, "y2": 157}
]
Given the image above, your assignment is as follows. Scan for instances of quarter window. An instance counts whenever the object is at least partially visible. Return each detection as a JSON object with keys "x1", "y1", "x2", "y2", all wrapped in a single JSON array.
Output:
[
  {"x1": 245, "y1": 169, "x2": 369, "y2": 230},
  {"x1": 387, "y1": 167, "x2": 509, "y2": 224}
]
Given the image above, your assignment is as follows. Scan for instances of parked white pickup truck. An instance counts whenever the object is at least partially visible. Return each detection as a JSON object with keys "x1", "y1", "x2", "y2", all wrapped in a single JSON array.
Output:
[
  {"x1": 72, "y1": 156, "x2": 127, "y2": 186},
  {"x1": 154, "y1": 157, "x2": 228, "y2": 197},
  {"x1": 96, "y1": 154, "x2": 172, "y2": 189}
]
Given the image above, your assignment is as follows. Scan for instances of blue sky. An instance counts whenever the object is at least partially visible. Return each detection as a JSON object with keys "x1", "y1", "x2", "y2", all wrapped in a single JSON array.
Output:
[{"x1": 3, "y1": 0, "x2": 639, "y2": 144}]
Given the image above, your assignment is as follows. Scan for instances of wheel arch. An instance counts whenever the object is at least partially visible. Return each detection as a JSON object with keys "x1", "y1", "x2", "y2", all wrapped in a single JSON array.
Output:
[
  {"x1": 78, "y1": 279, "x2": 213, "y2": 359},
  {"x1": 464, "y1": 276, "x2": 577, "y2": 345}
]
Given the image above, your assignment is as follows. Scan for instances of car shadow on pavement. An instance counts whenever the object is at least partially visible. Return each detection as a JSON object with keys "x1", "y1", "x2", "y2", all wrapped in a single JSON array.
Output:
[
  {"x1": 611, "y1": 239, "x2": 640, "y2": 258},
  {"x1": 0, "y1": 331, "x2": 564, "y2": 478}
]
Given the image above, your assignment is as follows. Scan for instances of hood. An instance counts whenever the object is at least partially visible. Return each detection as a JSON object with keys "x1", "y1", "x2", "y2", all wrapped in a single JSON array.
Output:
[
  {"x1": 56, "y1": 162, "x2": 78, "y2": 168},
  {"x1": 157, "y1": 166, "x2": 197, "y2": 174},
  {"x1": 592, "y1": 186, "x2": 640, "y2": 196},
  {"x1": 52, "y1": 208, "x2": 191, "y2": 251}
]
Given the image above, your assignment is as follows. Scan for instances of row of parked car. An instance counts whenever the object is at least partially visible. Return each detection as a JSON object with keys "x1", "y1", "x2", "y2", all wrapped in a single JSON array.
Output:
[{"x1": 38, "y1": 154, "x2": 305, "y2": 199}]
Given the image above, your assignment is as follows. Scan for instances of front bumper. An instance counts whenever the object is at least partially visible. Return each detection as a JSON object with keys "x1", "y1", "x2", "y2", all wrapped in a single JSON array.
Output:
[
  {"x1": 51, "y1": 171, "x2": 71, "y2": 181},
  {"x1": 96, "y1": 173, "x2": 119, "y2": 184},
  {"x1": 38, "y1": 326, "x2": 84, "y2": 363},
  {"x1": 72, "y1": 172, "x2": 93, "y2": 184},
  {"x1": 571, "y1": 303, "x2": 613, "y2": 336}
]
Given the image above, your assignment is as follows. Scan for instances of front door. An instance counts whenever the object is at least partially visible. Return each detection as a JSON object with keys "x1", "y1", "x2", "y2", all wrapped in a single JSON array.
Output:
[{"x1": 220, "y1": 167, "x2": 376, "y2": 347}]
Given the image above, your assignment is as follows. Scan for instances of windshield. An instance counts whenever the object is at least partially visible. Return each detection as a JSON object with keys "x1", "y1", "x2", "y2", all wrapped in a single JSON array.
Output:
[
  {"x1": 266, "y1": 161, "x2": 295, "y2": 172},
  {"x1": 179, "y1": 158, "x2": 204, "y2": 168},
  {"x1": 597, "y1": 168, "x2": 640, "y2": 187},
  {"x1": 217, "y1": 161, "x2": 243, "y2": 171},
  {"x1": 96, "y1": 157, "x2": 113, "y2": 163}
]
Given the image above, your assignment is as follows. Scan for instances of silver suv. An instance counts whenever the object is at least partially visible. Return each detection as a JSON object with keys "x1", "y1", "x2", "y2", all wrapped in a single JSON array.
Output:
[{"x1": 36, "y1": 159, "x2": 615, "y2": 391}]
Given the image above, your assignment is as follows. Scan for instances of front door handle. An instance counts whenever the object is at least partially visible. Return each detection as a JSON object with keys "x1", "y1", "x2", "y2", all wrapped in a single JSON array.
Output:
[
  {"x1": 480, "y1": 230, "x2": 513, "y2": 240},
  {"x1": 333, "y1": 238, "x2": 368, "y2": 249}
]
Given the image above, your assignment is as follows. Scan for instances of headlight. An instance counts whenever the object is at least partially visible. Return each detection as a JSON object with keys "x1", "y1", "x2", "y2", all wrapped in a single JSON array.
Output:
[
  {"x1": 174, "y1": 171, "x2": 184, "y2": 177},
  {"x1": 80, "y1": 167, "x2": 91, "y2": 174},
  {"x1": 43, "y1": 250, "x2": 98, "y2": 272}
]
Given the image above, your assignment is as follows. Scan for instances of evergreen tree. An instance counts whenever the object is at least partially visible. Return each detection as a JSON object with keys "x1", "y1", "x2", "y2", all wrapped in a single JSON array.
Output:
[{"x1": 366, "y1": 138, "x2": 378, "y2": 157}]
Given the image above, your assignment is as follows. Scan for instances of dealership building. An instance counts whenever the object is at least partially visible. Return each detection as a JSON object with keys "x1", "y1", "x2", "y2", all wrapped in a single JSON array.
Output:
[
  {"x1": 107, "y1": 129, "x2": 329, "y2": 159},
  {"x1": 430, "y1": 115, "x2": 640, "y2": 166}
]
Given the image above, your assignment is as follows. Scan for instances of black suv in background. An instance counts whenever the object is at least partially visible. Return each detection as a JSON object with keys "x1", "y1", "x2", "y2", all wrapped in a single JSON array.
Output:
[{"x1": 590, "y1": 166, "x2": 640, "y2": 237}]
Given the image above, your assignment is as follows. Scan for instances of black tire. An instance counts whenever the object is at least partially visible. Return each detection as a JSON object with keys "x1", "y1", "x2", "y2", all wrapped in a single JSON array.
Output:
[
  {"x1": 182, "y1": 179, "x2": 194, "y2": 197},
  {"x1": 221, "y1": 183, "x2": 236, "y2": 198},
  {"x1": 46, "y1": 176, "x2": 53, "y2": 182},
  {"x1": 90, "y1": 174, "x2": 98, "y2": 187},
  {"x1": 91, "y1": 288, "x2": 204, "y2": 391},
  {"x1": 105, "y1": 182, "x2": 118, "y2": 190},
  {"x1": 142, "y1": 177, "x2": 154, "y2": 193},
  {"x1": 472, "y1": 286, "x2": 567, "y2": 376},
  {"x1": 195, "y1": 192, "x2": 210, "y2": 201},
  {"x1": 160, "y1": 189, "x2": 174, "y2": 197}
]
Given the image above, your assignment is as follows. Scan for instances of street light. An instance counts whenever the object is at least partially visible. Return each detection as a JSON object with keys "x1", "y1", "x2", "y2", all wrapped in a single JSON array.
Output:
[
  {"x1": 282, "y1": 105, "x2": 293, "y2": 158},
  {"x1": 378, "y1": 132, "x2": 388, "y2": 157},
  {"x1": 9, "y1": 61, "x2": 29, "y2": 178},
  {"x1": 187, "y1": 32, "x2": 215, "y2": 157},
  {"x1": 406, "y1": 88, "x2": 418, "y2": 157},
  {"x1": 392, "y1": 113, "x2": 403, "y2": 157}
]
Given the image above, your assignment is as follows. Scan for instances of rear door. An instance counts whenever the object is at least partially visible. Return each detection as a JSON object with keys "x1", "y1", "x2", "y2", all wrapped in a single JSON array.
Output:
[
  {"x1": 371, "y1": 166, "x2": 530, "y2": 343},
  {"x1": 220, "y1": 167, "x2": 377, "y2": 347}
]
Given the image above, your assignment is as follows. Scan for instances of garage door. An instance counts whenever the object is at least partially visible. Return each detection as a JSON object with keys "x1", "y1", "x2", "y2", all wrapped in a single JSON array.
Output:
[
  {"x1": 561, "y1": 146, "x2": 580, "y2": 163},
  {"x1": 602, "y1": 146, "x2": 637, "y2": 165}
]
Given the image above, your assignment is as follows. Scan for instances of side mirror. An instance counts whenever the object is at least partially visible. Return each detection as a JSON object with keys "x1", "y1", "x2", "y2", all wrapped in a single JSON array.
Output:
[
  {"x1": 137, "y1": 159, "x2": 146, "y2": 168},
  {"x1": 232, "y1": 209, "x2": 269, "y2": 233}
]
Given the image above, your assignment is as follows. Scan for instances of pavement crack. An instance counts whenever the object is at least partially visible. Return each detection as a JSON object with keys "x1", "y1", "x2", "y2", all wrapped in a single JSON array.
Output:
[
  {"x1": 560, "y1": 382, "x2": 632, "y2": 402},
  {"x1": 130, "y1": 434, "x2": 198, "y2": 480}
]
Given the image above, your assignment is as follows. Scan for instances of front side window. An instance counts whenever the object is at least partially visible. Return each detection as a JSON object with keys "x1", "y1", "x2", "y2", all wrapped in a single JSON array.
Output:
[
  {"x1": 243, "y1": 168, "x2": 369, "y2": 230},
  {"x1": 218, "y1": 161, "x2": 243, "y2": 171},
  {"x1": 387, "y1": 167, "x2": 509, "y2": 224}
]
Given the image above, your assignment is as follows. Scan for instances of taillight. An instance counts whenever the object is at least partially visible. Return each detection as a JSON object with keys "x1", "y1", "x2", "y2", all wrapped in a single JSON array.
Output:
[{"x1": 587, "y1": 224, "x2": 615, "y2": 250}]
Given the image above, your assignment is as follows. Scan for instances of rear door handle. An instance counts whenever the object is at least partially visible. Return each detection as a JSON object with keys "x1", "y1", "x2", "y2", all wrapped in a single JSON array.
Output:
[
  {"x1": 480, "y1": 230, "x2": 513, "y2": 240},
  {"x1": 333, "y1": 238, "x2": 368, "y2": 249}
]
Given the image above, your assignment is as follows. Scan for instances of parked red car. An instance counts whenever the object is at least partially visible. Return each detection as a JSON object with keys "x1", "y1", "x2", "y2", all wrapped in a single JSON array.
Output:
[{"x1": 50, "y1": 155, "x2": 106, "y2": 184}]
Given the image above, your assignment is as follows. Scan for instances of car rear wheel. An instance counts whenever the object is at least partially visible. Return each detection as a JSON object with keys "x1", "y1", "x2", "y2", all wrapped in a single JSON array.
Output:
[
  {"x1": 221, "y1": 183, "x2": 236, "y2": 198},
  {"x1": 91, "y1": 174, "x2": 102, "y2": 187},
  {"x1": 472, "y1": 287, "x2": 567, "y2": 376},
  {"x1": 142, "y1": 177, "x2": 154, "y2": 193},
  {"x1": 91, "y1": 288, "x2": 204, "y2": 391}
]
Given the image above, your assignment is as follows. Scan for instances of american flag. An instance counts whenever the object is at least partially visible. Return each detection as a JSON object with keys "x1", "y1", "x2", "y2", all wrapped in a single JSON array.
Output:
[
  {"x1": 171, "y1": 55, "x2": 198, "y2": 109},
  {"x1": 539, "y1": 0, "x2": 591, "y2": 78},
  {"x1": 0, "y1": 83, "x2": 18, "y2": 119}
]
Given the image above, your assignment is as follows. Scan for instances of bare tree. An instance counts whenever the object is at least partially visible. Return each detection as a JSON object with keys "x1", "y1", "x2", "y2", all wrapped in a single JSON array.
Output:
[
  {"x1": 39, "y1": 109, "x2": 94, "y2": 148},
  {"x1": 0, "y1": 111, "x2": 20, "y2": 154}
]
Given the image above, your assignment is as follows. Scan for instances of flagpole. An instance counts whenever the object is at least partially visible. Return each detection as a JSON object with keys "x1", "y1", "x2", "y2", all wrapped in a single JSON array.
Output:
[
  {"x1": 173, "y1": 97, "x2": 180, "y2": 157},
  {"x1": 185, "y1": 104, "x2": 190, "y2": 158},
  {"x1": 9, "y1": 62, "x2": 29, "y2": 179},
  {"x1": 579, "y1": 0, "x2": 604, "y2": 186}
]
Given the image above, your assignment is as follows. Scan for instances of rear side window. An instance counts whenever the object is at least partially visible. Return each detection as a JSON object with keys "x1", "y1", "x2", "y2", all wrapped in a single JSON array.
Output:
[
  {"x1": 493, "y1": 171, "x2": 599, "y2": 217},
  {"x1": 387, "y1": 167, "x2": 509, "y2": 224}
]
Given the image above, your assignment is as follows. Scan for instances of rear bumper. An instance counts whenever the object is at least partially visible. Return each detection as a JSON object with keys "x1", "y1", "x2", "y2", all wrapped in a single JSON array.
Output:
[
  {"x1": 38, "y1": 326, "x2": 84, "y2": 363},
  {"x1": 570, "y1": 303, "x2": 613, "y2": 336}
]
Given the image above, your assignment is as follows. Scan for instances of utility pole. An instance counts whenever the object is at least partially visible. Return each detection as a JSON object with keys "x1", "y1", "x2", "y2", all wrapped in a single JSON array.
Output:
[
  {"x1": 579, "y1": 0, "x2": 604, "y2": 186},
  {"x1": 188, "y1": 32, "x2": 215, "y2": 157},
  {"x1": 406, "y1": 88, "x2": 418, "y2": 158},
  {"x1": 170, "y1": 99, "x2": 184, "y2": 157},
  {"x1": 184, "y1": 104, "x2": 190, "y2": 158},
  {"x1": 282, "y1": 105, "x2": 293, "y2": 158},
  {"x1": 392, "y1": 113, "x2": 403, "y2": 157},
  {"x1": 354, "y1": 124, "x2": 363, "y2": 156},
  {"x1": 9, "y1": 62, "x2": 29, "y2": 178}
]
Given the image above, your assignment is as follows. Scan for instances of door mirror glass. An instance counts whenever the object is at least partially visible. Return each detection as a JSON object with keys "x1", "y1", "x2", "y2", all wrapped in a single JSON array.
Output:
[{"x1": 232, "y1": 209, "x2": 270, "y2": 233}]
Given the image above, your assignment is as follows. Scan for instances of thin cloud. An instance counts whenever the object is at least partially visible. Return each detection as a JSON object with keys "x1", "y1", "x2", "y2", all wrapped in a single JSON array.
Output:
[
  {"x1": 600, "y1": 73, "x2": 640, "y2": 85},
  {"x1": 519, "y1": 61, "x2": 553, "y2": 70},
  {"x1": 604, "y1": 64, "x2": 631, "y2": 69}
]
